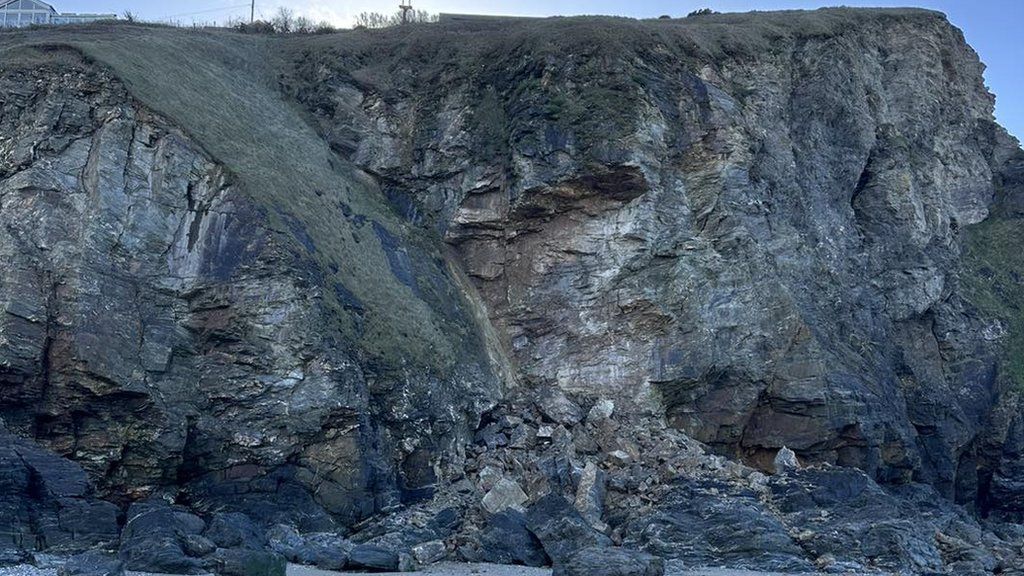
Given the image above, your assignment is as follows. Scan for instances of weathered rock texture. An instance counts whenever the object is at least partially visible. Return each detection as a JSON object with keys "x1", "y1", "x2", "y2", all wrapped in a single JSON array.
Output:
[
  {"x1": 287, "y1": 8, "x2": 1024, "y2": 508},
  {"x1": 0, "y1": 39, "x2": 501, "y2": 540},
  {"x1": 0, "y1": 6, "x2": 1023, "y2": 573}
]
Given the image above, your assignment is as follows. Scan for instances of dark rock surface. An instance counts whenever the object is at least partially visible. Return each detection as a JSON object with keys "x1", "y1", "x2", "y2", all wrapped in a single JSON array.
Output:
[
  {"x1": 460, "y1": 511, "x2": 549, "y2": 567},
  {"x1": 210, "y1": 548, "x2": 286, "y2": 576},
  {"x1": 624, "y1": 479, "x2": 813, "y2": 572},
  {"x1": 347, "y1": 544, "x2": 400, "y2": 572},
  {"x1": 117, "y1": 500, "x2": 206, "y2": 574},
  {"x1": 526, "y1": 494, "x2": 612, "y2": 566},
  {"x1": 266, "y1": 525, "x2": 351, "y2": 571},
  {"x1": 0, "y1": 425, "x2": 119, "y2": 562},
  {"x1": 56, "y1": 551, "x2": 124, "y2": 576},
  {"x1": 551, "y1": 547, "x2": 664, "y2": 576}
]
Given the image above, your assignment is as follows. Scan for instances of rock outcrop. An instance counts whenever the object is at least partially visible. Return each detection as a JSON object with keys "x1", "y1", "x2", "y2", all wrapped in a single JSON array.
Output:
[{"x1": 0, "y1": 7, "x2": 1023, "y2": 574}]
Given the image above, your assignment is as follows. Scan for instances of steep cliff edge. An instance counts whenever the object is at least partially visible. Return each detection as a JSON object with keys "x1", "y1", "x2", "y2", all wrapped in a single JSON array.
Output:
[{"x1": 0, "y1": 7, "x2": 1023, "y2": 574}]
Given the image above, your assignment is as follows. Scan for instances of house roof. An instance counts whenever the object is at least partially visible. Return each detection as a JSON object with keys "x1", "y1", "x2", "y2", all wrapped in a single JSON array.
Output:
[{"x1": 0, "y1": 0, "x2": 57, "y2": 13}]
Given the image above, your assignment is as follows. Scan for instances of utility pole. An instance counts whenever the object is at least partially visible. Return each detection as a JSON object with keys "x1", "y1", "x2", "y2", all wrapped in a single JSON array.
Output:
[
  {"x1": 250, "y1": 0, "x2": 255, "y2": 23},
  {"x1": 399, "y1": 1, "x2": 412, "y2": 24}
]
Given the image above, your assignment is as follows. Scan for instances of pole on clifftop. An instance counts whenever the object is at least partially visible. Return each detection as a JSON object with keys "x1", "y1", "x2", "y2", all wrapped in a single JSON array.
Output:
[
  {"x1": 399, "y1": 1, "x2": 412, "y2": 24},
  {"x1": 250, "y1": 0, "x2": 255, "y2": 23}
]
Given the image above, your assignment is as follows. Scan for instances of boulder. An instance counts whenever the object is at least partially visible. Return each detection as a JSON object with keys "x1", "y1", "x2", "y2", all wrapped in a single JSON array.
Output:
[
  {"x1": 536, "y1": 388, "x2": 583, "y2": 426},
  {"x1": 574, "y1": 461, "x2": 607, "y2": 531},
  {"x1": 482, "y1": 478, "x2": 529, "y2": 514},
  {"x1": 461, "y1": 510, "x2": 549, "y2": 567},
  {"x1": 266, "y1": 525, "x2": 351, "y2": 570},
  {"x1": 587, "y1": 400, "x2": 615, "y2": 422},
  {"x1": 623, "y1": 480, "x2": 814, "y2": 573},
  {"x1": 204, "y1": 512, "x2": 266, "y2": 549},
  {"x1": 773, "y1": 447, "x2": 800, "y2": 474},
  {"x1": 552, "y1": 547, "x2": 664, "y2": 576},
  {"x1": 526, "y1": 493, "x2": 612, "y2": 565},
  {"x1": 348, "y1": 544, "x2": 400, "y2": 572},
  {"x1": 411, "y1": 540, "x2": 447, "y2": 565},
  {"x1": 118, "y1": 500, "x2": 206, "y2": 574}
]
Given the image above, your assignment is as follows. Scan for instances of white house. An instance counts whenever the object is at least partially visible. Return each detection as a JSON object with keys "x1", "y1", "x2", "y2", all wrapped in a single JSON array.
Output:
[{"x1": 0, "y1": 0, "x2": 115, "y2": 27}]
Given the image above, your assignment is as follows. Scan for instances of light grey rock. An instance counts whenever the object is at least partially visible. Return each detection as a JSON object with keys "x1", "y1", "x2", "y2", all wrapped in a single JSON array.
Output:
[
  {"x1": 574, "y1": 462, "x2": 608, "y2": 532},
  {"x1": 411, "y1": 540, "x2": 447, "y2": 565},
  {"x1": 773, "y1": 447, "x2": 800, "y2": 475},
  {"x1": 481, "y1": 479, "x2": 529, "y2": 514},
  {"x1": 587, "y1": 400, "x2": 615, "y2": 423},
  {"x1": 536, "y1": 389, "x2": 584, "y2": 427}
]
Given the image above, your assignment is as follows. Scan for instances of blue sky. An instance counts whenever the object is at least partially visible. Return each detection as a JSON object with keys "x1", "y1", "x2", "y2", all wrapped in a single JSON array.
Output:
[{"x1": 52, "y1": 0, "x2": 1022, "y2": 140}]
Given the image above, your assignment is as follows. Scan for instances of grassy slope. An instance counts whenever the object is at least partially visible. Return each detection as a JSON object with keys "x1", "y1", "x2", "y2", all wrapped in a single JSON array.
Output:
[{"x1": 0, "y1": 24, "x2": 470, "y2": 373}]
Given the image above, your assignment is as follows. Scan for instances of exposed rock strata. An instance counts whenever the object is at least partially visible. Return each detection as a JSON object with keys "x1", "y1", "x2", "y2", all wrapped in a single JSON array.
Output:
[{"x1": 0, "y1": 7, "x2": 1022, "y2": 575}]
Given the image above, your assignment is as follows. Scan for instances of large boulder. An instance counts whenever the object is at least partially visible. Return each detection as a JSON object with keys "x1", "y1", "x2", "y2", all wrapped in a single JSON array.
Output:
[
  {"x1": 623, "y1": 479, "x2": 813, "y2": 573},
  {"x1": 118, "y1": 500, "x2": 207, "y2": 574},
  {"x1": 461, "y1": 510, "x2": 549, "y2": 567},
  {"x1": 526, "y1": 493, "x2": 612, "y2": 566},
  {"x1": 267, "y1": 525, "x2": 351, "y2": 571},
  {"x1": 347, "y1": 544, "x2": 400, "y2": 572}
]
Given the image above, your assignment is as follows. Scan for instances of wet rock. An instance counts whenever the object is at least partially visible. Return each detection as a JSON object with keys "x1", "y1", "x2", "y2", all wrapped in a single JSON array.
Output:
[
  {"x1": 481, "y1": 478, "x2": 528, "y2": 514},
  {"x1": 348, "y1": 544, "x2": 400, "y2": 572},
  {"x1": 526, "y1": 493, "x2": 612, "y2": 565},
  {"x1": 461, "y1": 510, "x2": 549, "y2": 567},
  {"x1": 552, "y1": 547, "x2": 664, "y2": 576},
  {"x1": 180, "y1": 535, "x2": 216, "y2": 558},
  {"x1": 57, "y1": 551, "x2": 124, "y2": 576},
  {"x1": 427, "y1": 507, "x2": 462, "y2": 536}
]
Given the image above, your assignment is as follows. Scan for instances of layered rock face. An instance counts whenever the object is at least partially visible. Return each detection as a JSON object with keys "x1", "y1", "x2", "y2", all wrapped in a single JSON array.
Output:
[
  {"x1": 0, "y1": 7, "x2": 1023, "y2": 574},
  {"x1": 0, "y1": 44, "x2": 500, "y2": 534},
  {"x1": 290, "y1": 8, "x2": 1021, "y2": 504}
]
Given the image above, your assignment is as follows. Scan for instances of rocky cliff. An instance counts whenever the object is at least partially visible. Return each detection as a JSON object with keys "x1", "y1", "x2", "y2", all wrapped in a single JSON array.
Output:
[{"x1": 1, "y1": 8, "x2": 1023, "y2": 575}]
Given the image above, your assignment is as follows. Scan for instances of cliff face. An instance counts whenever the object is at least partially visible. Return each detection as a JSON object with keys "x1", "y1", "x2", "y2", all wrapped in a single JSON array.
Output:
[
  {"x1": 288, "y1": 8, "x2": 1021, "y2": 506},
  {"x1": 0, "y1": 43, "x2": 502, "y2": 532},
  {"x1": 1, "y1": 7, "x2": 1023, "y2": 573}
]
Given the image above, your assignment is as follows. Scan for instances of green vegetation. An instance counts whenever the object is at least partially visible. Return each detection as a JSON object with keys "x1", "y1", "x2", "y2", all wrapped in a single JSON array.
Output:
[{"x1": 962, "y1": 215, "x2": 1024, "y2": 390}]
